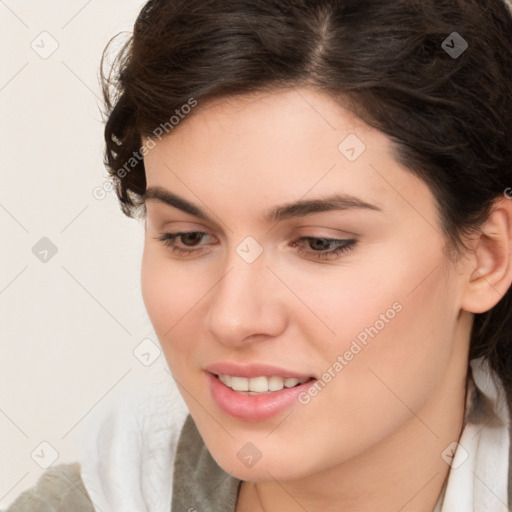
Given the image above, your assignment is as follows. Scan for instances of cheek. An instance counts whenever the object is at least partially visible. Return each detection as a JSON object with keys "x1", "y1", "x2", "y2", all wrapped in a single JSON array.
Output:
[
  {"x1": 140, "y1": 247, "x2": 201, "y2": 359},
  {"x1": 305, "y1": 235, "x2": 455, "y2": 388},
  {"x1": 315, "y1": 255, "x2": 457, "y2": 432}
]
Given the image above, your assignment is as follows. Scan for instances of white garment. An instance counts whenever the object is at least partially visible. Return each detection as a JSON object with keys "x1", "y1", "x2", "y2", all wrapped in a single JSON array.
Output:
[
  {"x1": 440, "y1": 358, "x2": 510, "y2": 512},
  {"x1": 79, "y1": 358, "x2": 510, "y2": 512},
  {"x1": 80, "y1": 371, "x2": 188, "y2": 512}
]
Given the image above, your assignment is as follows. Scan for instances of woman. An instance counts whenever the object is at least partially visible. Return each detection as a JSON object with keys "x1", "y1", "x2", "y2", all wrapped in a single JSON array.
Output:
[{"x1": 5, "y1": 0, "x2": 512, "y2": 511}]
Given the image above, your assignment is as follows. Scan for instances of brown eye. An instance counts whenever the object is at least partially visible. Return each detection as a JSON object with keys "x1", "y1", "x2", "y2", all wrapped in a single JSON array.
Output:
[
  {"x1": 179, "y1": 232, "x2": 205, "y2": 246},
  {"x1": 291, "y1": 237, "x2": 357, "y2": 261},
  {"x1": 155, "y1": 231, "x2": 214, "y2": 256}
]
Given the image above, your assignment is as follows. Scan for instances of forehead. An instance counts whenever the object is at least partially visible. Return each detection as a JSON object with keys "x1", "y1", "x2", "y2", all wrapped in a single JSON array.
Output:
[{"x1": 143, "y1": 87, "x2": 436, "y2": 229}]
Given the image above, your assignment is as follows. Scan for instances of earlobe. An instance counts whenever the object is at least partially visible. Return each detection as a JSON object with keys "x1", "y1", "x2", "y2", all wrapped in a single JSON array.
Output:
[{"x1": 460, "y1": 197, "x2": 512, "y2": 314}]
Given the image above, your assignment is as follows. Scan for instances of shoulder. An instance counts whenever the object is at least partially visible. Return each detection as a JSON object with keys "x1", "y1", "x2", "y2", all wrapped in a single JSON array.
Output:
[
  {"x1": 4, "y1": 374, "x2": 189, "y2": 512},
  {"x1": 3, "y1": 462, "x2": 94, "y2": 512}
]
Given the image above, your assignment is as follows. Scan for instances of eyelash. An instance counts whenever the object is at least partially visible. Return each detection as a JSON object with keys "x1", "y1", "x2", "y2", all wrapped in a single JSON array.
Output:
[{"x1": 155, "y1": 232, "x2": 357, "y2": 261}]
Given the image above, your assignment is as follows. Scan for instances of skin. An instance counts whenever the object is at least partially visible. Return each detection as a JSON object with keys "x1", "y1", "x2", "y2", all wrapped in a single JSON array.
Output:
[{"x1": 140, "y1": 87, "x2": 512, "y2": 512}]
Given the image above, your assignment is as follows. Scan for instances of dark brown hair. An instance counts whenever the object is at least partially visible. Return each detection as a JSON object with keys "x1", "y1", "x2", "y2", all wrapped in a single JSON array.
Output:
[{"x1": 101, "y1": 0, "x2": 512, "y2": 398}]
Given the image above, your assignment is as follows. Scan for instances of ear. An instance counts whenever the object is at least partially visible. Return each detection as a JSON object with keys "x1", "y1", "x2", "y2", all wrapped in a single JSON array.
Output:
[{"x1": 460, "y1": 196, "x2": 512, "y2": 314}]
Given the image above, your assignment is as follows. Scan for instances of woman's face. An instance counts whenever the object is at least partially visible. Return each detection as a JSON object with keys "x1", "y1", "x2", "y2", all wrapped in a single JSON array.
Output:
[{"x1": 141, "y1": 87, "x2": 471, "y2": 481}]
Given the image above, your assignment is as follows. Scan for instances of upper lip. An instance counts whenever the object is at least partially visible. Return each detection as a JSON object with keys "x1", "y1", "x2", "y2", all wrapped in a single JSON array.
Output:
[{"x1": 204, "y1": 362, "x2": 315, "y2": 379}]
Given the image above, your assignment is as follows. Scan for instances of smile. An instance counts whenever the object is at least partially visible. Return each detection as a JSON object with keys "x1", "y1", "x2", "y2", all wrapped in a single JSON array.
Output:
[
  {"x1": 208, "y1": 372, "x2": 318, "y2": 421},
  {"x1": 216, "y1": 374, "x2": 313, "y2": 394}
]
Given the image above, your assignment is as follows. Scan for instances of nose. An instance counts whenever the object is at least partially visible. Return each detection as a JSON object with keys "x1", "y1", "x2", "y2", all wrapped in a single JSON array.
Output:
[{"x1": 206, "y1": 253, "x2": 287, "y2": 347}]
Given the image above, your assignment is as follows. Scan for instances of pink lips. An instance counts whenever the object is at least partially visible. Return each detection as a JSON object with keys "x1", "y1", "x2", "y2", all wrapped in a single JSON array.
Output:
[
  {"x1": 204, "y1": 362, "x2": 316, "y2": 422},
  {"x1": 204, "y1": 361, "x2": 314, "y2": 379}
]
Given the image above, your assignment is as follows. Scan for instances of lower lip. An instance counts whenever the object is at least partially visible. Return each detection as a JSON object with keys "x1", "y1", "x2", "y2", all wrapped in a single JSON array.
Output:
[{"x1": 207, "y1": 372, "x2": 317, "y2": 422}]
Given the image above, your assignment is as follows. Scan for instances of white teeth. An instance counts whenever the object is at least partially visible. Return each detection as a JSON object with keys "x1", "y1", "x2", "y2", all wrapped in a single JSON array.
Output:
[
  {"x1": 218, "y1": 374, "x2": 232, "y2": 387},
  {"x1": 230, "y1": 376, "x2": 249, "y2": 391},
  {"x1": 217, "y1": 374, "x2": 310, "y2": 393},
  {"x1": 249, "y1": 376, "x2": 268, "y2": 392},
  {"x1": 268, "y1": 376, "x2": 285, "y2": 391},
  {"x1": 283, "y1": 378, "x2": 300, "y2": 388}
]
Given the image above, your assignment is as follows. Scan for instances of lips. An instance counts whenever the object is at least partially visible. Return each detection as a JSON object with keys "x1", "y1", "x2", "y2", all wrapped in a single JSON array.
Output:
[
  {"x1": 204, "y1": 362, "x2": 317, "y2": 421},
  {"x1": 204, "y1": 361, "x2": 315, "y2": 380}
]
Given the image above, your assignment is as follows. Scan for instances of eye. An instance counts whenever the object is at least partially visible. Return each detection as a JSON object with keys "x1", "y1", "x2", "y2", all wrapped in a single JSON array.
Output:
[
  {"x1": 291, "y1": 237, "x2": 357, "y2": 261},
  {"x1": 155, "y1": 231, "x2": 213, "y2": 256}
]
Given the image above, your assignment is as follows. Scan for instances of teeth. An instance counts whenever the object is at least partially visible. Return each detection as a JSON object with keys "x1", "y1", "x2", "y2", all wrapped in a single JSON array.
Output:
[
  {"x1": 217, "y1": 374, "x2": 310, "y2": 393},
  {"x1": 268, "y1": 376, "x2": 285, "y2": 391},
  {"x1": 218, "y1": 374, "x2": 232, "y2": 387},
  {"x1": 231, "y1": 376, "x2": 249, "y2": 391},
  {"x1": 284, "y1": 378, "x2": 300, "y2": 388},
  {"x1": 249, "y1": 376, "x2": 268, "y2": 392}
]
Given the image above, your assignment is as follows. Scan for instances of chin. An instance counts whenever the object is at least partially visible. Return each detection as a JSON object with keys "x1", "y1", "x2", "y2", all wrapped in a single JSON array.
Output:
[{"x1": 204, "y1": 437, "x2": 320, "y2": 483}]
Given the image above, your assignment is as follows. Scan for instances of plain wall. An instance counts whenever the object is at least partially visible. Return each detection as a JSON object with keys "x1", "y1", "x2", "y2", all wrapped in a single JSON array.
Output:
[{"x1": 0, "y1": 1, "x2": 174, "y2": 506}]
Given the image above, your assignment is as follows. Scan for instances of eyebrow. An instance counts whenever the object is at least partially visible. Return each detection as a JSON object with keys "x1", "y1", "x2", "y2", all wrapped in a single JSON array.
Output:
[{"x1": 144, "y1": 186, "x2": 382, "y2": 223}]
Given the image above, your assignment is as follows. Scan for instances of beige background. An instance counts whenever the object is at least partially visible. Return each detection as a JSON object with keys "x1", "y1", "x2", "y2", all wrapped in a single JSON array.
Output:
[{"x1": 0, "y1": 1, "x2": 173, "y2": 507}]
